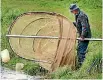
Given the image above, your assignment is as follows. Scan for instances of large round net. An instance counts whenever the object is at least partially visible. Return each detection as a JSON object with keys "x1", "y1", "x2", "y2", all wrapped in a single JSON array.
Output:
[{"x1": 8, "y1": 12, "x2": 76, "y2": 71}]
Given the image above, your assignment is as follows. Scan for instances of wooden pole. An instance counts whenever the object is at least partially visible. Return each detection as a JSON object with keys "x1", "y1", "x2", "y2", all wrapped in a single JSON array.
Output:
[{"x1": 6, "y1": 35, "x2": 103, "y2": 41}]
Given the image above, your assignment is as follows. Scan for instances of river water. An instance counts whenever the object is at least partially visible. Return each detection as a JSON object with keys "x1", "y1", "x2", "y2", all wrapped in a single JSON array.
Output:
[{"x1": 0, "y1": 67, "x2": 42, "y2": 80}]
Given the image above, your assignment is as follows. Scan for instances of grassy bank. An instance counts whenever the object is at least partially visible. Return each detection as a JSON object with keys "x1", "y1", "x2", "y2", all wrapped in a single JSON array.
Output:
[{"x1": 1, "y1": 0, "x2": 102, "y2": 79}]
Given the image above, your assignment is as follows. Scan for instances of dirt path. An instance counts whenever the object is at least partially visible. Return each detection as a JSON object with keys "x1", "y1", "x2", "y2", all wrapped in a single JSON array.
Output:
[{"x1": 0, "y1": 67, "x2": 42, "y2": 80}]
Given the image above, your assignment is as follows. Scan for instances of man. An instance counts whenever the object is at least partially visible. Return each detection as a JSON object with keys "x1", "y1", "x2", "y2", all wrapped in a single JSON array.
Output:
[{"x1": 69, "y1": 4, "x2": 91, "y2": 67}]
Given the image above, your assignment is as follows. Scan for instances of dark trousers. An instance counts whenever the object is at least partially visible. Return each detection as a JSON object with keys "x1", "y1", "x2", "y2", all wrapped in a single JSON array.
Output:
[{"x1": 77, "y1": 40, "x2": 89, "y2": 65}]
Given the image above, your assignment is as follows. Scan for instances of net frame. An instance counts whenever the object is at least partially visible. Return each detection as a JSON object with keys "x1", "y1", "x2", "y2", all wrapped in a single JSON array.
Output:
[{"x1": 7, "y1": 12, "x2": 76, "y2": 71}]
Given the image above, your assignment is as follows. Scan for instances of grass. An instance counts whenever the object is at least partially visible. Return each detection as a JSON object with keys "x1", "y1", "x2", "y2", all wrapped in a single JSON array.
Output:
[{"x1": 1, "y1": 0, "x2": 102, "y2": 79}]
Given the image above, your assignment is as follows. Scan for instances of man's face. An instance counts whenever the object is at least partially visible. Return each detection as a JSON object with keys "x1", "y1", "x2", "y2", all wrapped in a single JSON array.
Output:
[{"x1": 71, "y1": 10, "x2": 78, "y2": 15}]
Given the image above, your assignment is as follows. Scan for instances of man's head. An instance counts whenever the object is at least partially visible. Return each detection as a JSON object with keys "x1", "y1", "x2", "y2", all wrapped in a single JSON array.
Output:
[{"x1": 69, "y1": 4, "x2": 79, "y2": 15}]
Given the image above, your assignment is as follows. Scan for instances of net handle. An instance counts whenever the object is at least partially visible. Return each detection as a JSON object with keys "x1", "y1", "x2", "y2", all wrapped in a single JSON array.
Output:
[{"x1": 6, "y1": 35, "x2": 103, "y2": 41}]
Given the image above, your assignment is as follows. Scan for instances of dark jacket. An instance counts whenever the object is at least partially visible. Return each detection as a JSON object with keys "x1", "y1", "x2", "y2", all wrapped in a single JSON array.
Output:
[{"x1": 73, "y1": 10, "x2": 91, "y2": 38}]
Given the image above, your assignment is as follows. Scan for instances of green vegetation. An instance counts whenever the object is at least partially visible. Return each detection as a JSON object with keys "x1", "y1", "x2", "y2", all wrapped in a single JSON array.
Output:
[{"x1": 1, "y1": 0, "x2": 102, "y2": 79}]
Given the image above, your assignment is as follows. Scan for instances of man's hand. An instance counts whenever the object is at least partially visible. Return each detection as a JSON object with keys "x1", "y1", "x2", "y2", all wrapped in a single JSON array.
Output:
[
  {"x1": 80, "y1": 36, "x2": 85, "y2": 41},
  {"x1": 73, "y1": 22, "x2": 76, "y2": 27}
]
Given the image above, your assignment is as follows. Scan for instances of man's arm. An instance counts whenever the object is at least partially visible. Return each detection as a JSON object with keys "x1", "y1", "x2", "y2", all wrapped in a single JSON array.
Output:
[{"x1": 79, "y1": 15, "x2": 88, "y2": 39}]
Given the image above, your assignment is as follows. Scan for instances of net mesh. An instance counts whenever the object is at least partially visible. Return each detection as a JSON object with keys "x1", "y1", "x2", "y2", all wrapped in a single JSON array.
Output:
[{"x1": 8, "y1": 12, "x2": 76, "y2": 71}]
